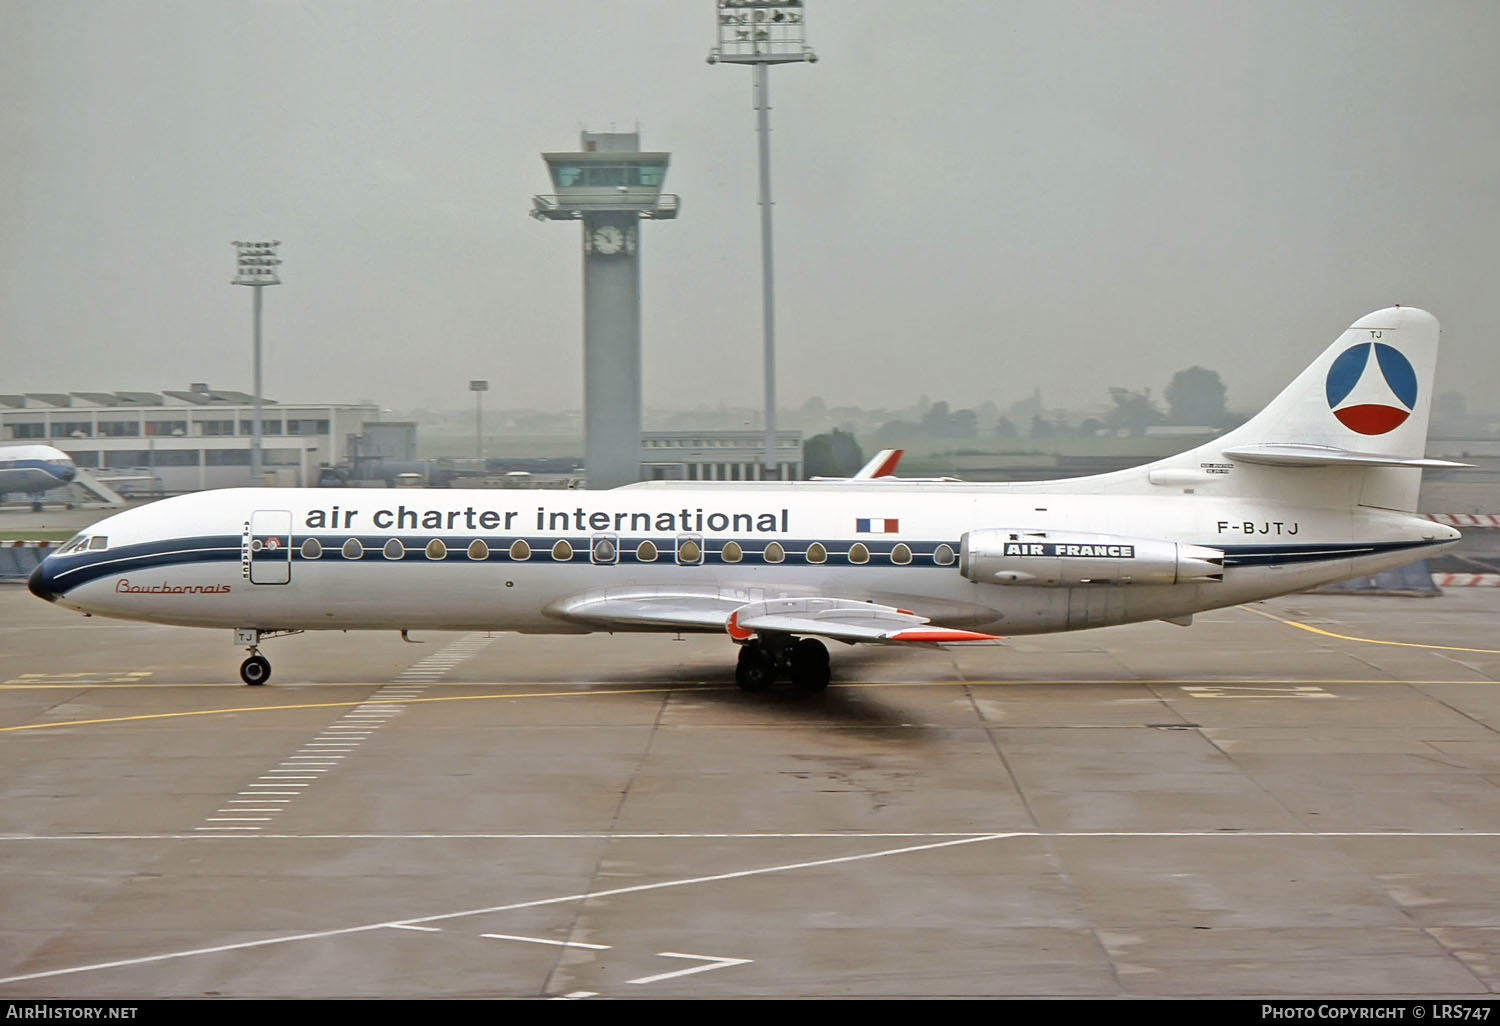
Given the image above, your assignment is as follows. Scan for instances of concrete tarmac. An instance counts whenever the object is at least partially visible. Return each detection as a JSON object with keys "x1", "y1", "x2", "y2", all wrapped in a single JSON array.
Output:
[{"x1": 3, "y1": 582, "x2": 1500, "y2": 999}]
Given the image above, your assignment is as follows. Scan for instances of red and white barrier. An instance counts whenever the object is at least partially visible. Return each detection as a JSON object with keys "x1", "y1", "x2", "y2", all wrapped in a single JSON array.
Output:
[
  {"x1": 1426, "y1": 513, "x2": 1500, "y2": 527},
  {"x1": 1432, "y1": 573, "x2": 1500, "y2": 588}
]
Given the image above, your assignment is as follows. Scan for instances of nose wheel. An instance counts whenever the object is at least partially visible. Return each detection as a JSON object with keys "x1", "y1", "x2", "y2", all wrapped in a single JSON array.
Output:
[{"x1": 240, "y1": 654, "x2": 272, "y2": 686}]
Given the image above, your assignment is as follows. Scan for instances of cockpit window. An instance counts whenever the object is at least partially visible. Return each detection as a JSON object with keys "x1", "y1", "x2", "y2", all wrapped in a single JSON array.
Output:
[
  {"x1": 87, "y1": 536, "x2": 109, "y2": 550},
  {"x1": 59, "y1": 535, "x2": 89, "y2": 554}
]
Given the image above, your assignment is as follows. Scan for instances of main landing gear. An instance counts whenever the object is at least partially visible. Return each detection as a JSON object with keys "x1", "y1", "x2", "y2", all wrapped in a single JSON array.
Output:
[
  {"x1": 234, "y1": 628, "x2": 303, "y2": 686},
  {"x1": 735, "y1": 636, "x2": 831, "y2": 693}
]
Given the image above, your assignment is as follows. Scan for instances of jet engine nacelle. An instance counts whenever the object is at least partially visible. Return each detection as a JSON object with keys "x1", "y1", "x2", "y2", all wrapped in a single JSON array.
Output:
[{"x1": 959, "y1": 529, "x2": 1225, "y2": 586}]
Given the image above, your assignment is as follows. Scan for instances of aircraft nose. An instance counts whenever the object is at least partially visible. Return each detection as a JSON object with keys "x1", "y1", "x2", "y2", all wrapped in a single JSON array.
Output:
[
  {"x1": 27, "y1": 559, "x2": 57, "y2": 603},
  {"x1": 60, "y1": 464, "x2": 77, "y2": 482}
]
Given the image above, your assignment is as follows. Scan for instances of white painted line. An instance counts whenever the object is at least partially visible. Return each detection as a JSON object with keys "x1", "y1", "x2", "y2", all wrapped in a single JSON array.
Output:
[
  {"x1": 386, "y1": 924, "x2": 442, "y2": 933},
  {"x1": 26, "y1": 829, "x2": 1500, "y2": 842},
  {"x1": 205, "y1": 817, "x2": 272, "y2": 822},
  {"x1": 0, "y1": 833, "x2": 1008, "y2": 985},
  {"x1": 216, "y1": 808, "x2": 281, "y2": 813},
  {"x1": 480, "y1": 933, "x2": 611, "y2": 951},
  {"x1": 1180, "y1": 684, "x2": 1335, "y2": 699},
  {"x1": 237, "y1": 791, "x2": 300, "y2": 796},
  {"x1": 226, "y1": 799, "x2": 290, "y2": 803},
  {"x1": 628, "y1": 952, "x2": 751, "y2": 985},
  {"x1": 551, "y1": 993, "x2": 598, "y2": 1001},
  {"x1": 193, "y1": 827, "x2": 261, "y2": 832}
]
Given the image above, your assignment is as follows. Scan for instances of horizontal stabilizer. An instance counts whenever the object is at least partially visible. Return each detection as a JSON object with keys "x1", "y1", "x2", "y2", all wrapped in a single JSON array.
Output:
[{"x1": 1222, "y1": 443, "x2": 1469, "y2": 469}]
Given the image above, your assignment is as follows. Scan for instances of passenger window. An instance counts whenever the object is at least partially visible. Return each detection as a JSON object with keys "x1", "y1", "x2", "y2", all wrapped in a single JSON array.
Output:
[
  {"x1": 384, "y1": 539, "x2": 405, "y2": 560},
  {"x1": 301, "y1": 538, "x2": 323, "y2": 559},
  {"x1": 468, "y1": 539, "x2": 489, "y2": 561},
  {"x1": 552, "y1": 539, "x2": 573, "y2": 561},
  {"x1": 890, "y1": 543, "x2": 913, "y2": 565},
  {"x1": 677, "y1": 536, "x2": 703, "y2": 565},
  {"x1": 510, "y1": 539, "x2": 531, "y2": 560},
  {"x1": 848, "y1": 542, "x2": 869, "y2": 564},
  {"x1": 806, "y1": 542, "x2": 827, "y2": 564},
  {"x1": 721, "y1": 540, "x2": 743, "y2": 563},
  {"x1": 342, "y1": 538, "x2": 363, "y2": 559},
  {"x1": 635, "y1": 539, "x2": 658, "y2": 562},
  {"x1": 591, "y1": 535, "x2": 618, "y2": 565},
  {"x1": 763, "y1": 541, "x2": 785, "y2": 564},
  {"x1": 426, "y1": 539, "x2": 447, "y2": 560},
  {"x1": 934, "y1": 543, "x2": 956, "y2": 566}
]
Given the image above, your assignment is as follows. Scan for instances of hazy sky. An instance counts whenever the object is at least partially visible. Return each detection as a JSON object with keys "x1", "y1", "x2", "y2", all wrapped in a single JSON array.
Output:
[{"x1": 4, "y1": 1, "x2": 1498, "y2": 418}]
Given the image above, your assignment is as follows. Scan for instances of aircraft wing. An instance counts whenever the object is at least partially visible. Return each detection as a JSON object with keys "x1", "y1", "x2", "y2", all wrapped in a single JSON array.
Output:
[
  {"x1": 548, "y1": 589, "x2": 1001, "y2": 645},
  {"x1": 545, "y1": 588, "x2": 744, "y2": 631},
  {"x1": 729, "y1": 597, "x2": 1001, "y2": 644}
]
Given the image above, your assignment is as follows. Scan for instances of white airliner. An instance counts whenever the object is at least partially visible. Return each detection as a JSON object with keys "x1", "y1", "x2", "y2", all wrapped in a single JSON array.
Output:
[
  {"x1": 0, "y1": 444, "x2": 78, "y2": 507},
  {"x1": 29, "y1": 307, "x2": 1462, "y2": 690}
]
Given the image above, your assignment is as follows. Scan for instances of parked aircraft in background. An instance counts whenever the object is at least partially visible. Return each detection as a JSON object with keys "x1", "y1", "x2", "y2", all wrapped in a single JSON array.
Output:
[
  {"x1": 29, "y1": 307, "x2": 1461, "y2": 690},
  {"x1": 0, "y1": 445, "x2": 77, "y2": 510}
]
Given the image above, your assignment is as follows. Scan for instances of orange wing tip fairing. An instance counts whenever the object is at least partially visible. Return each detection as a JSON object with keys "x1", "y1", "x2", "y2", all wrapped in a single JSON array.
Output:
[{"x1": 883, "y1": 627, "x2": 1003, "y2": 643}]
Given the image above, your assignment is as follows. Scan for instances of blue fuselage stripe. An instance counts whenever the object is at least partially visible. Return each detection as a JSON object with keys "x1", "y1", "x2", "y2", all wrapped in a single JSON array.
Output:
[{"x1": 39, "y1": 533, "x2": 1434, "y2": 597}]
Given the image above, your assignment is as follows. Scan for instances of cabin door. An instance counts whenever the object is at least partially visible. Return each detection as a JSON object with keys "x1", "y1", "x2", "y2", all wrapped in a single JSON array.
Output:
[{"x1": 248, "y1": 509, "x2": 293, "y2": 585}]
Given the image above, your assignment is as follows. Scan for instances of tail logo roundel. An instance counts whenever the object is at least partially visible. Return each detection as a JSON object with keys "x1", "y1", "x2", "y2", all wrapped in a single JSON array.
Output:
[{"x1": 1324, "y1": 342, "x2": 1417, "y2": 435}]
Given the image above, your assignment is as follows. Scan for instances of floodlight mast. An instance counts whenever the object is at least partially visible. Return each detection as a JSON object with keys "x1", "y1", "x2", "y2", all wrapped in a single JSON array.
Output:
[
  {"x1": 708, "y1": 1, "x2": 816, "y2": 481},
  {"x1": 231, "y1": 241, "x2": 282, "y2": 484}
]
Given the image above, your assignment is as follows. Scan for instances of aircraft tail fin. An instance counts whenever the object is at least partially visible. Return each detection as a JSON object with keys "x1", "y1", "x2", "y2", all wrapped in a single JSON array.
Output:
[
  {"x1": 1217, "y1": 306, "x2": 1440, "y2": 458},
  {"x1": 1146, "y1": 307, "x2": 1456, "y2": 512},
  {"x1": 854, "y1": 449, "x2": 903, "y2": 479}
]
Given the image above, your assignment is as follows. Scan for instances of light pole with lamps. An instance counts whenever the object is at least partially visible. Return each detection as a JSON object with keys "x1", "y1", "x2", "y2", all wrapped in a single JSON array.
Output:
[
  {"x1": 232, "y1": 240, "x2": 282, "y2": 484},
  {"x1": 708, "y1": 2, "x2": 815, "y2": 480}
]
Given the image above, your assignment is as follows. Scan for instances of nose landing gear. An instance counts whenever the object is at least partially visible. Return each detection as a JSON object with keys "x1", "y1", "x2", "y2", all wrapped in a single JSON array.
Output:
[
  {"x1": 240, "y1": 653, "x2": 271, "y2": 686},
  {"x1": 734, "y1": 636, "x2": 831, "y2": 693},
  {"x1": 234, "y1": 627, "x2": 303, "y2": 686}
]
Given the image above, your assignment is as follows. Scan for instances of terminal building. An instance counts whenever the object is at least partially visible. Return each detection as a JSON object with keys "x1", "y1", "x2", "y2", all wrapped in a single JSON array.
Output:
[
  {"x1": 640, "y1": 430, "x2": 802, "y2": 481},
  {"x1": 1, "y1": 385, "x2": 378, "y2": 492}
]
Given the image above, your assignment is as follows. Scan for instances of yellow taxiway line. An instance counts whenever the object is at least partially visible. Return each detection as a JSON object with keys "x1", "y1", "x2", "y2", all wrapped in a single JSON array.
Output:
[
  {"x1": 3, "y1": 674, "x2": 1496, "y2": 734},
  {"x1": 1241, "y1": 604, "x2": 1500, "y2": 654}
]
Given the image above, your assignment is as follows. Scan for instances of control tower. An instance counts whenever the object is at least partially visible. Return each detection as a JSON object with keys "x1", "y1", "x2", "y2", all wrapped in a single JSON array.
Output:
[{"x1": 532, "y1": 132, "x2": 679, "y2": 489}]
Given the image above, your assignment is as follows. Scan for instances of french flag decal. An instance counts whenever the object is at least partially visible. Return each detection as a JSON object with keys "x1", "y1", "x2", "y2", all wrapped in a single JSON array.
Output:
[{"x1": 856, "y1": 518, "x2": 899, "y2": 534}]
